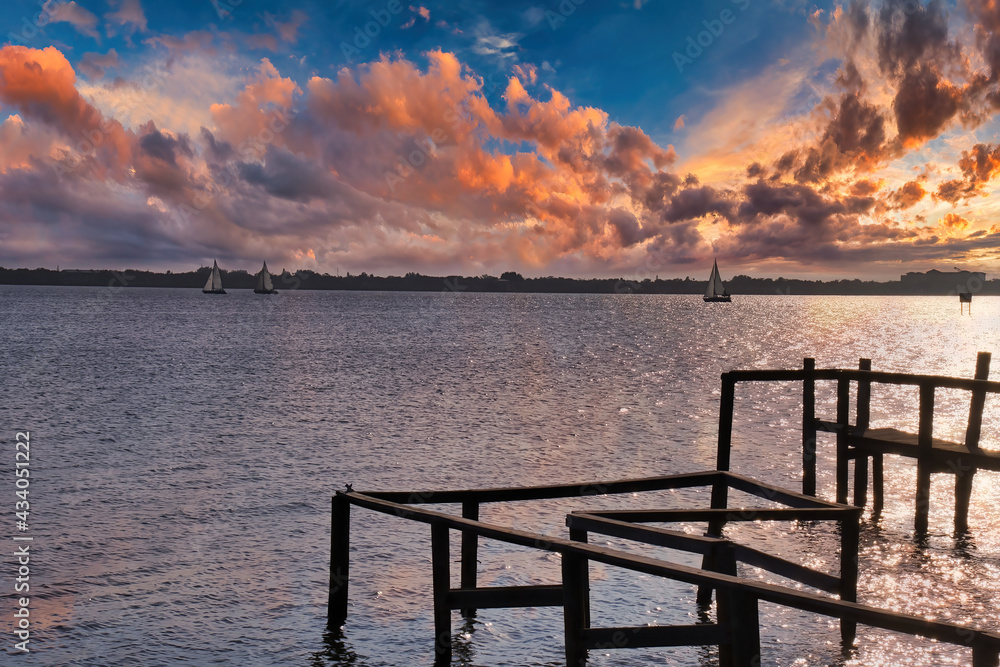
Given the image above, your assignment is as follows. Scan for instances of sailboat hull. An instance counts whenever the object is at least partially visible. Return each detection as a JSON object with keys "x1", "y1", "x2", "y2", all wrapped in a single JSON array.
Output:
[
  {"x1": 202, "y1": 288, "x2": 227, "y2": 294},
  {"x1": 703, "y1": 295, "x2": 731, "y2": 302},
  {"x1": 254, "y1": 288, "x2": 278, "y2": 294}
]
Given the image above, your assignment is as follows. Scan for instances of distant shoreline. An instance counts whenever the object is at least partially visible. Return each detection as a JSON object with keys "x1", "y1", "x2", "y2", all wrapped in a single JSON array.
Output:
[{"x1": 2, "y1": 267, "x2": 996, "y2": 296}]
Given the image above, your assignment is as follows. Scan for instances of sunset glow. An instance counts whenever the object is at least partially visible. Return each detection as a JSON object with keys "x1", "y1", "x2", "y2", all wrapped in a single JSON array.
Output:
[{"x1": 4, "y1": 1, "x2": 1000, "y2": 278}]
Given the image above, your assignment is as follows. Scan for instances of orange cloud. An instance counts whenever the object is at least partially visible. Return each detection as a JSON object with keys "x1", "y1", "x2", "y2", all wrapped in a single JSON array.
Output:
[{"x1": 0, "y1": 45, "x2": 133, "y2": 174}]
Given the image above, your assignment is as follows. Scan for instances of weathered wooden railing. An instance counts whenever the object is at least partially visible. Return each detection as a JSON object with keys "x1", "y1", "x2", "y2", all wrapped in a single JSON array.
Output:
[
  {"x1": 328, "y1": 486, "x2": 1000, "y2": 667},
  {"x1": 717, "y1": 353, "x2": 999, "y2": 532}
]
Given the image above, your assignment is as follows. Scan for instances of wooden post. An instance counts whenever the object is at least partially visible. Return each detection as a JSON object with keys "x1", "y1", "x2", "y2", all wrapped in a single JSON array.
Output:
[
  {"x1": 718, "y1": 572, "x2": 761, "y2": 667},
  {"x1": 856, "y1": 359, "x2": 872, "y2": 431},
  {"x1": 431, "y1": 523, "x2": 452, "y2": 664},
  {"x1": 854, "y1": 359, "x2": 872, "y2": 508},
  {"x1": 328, "y1": 494, "x2": 351, "y2": 630},
  {"x1": 460, "y1": 500, "x2": 479, "y2": 616},
  {"x1": 973, "y1": 637, "x2": 1000, "y2": 667},
  {"x1": 915, "y1": 383, "x2": 935, "y2": 535},
  {"x1": 716, "y1": 374, "x2": 737, "y2": 474},
  {"x1": 702, "y1": 373, "x2": 736, "y2": 605},
  {"x1": 836, "y1": 377, "x2": 851, "y2": 505},
  {"x1": 839, "y1": 510, "x2": 860, "y2": 647},
  {"x1": 802, "y1": 358, "x2": 817, "y2": 496},
  {"x1": 701, "y1": 467, "x2": 731, "y2": 605},
  {"x1": 957, "y1": 352, "x2": 991, "y2": 532},
  {"x1": 872, "y1": 454, "x2": 884, "y2": 516},
  {"x1": 568, "y1": 527, "x2": 591, "y2": 628},
  {"x1": 562, "y1": 551, "x2": 589, "y2": 667}
]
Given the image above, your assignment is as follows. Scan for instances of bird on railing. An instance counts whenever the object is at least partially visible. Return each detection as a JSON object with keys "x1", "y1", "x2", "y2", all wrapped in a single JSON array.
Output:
[{"x1": 345, "y1": 483, "x2": 353, "y2": 492}]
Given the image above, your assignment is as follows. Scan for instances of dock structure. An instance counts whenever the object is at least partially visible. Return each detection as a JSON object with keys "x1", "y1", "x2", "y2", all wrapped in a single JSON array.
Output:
[
  {"x1": 329, "y1": 354, "x2": 1000, "y2": 666},
  {"x1": 718, "y1": 352, "x2": 999, "y2": 533}
]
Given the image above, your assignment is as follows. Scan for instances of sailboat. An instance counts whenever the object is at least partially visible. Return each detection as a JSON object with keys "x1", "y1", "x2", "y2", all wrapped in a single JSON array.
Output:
[
  {"x1": 703, "y1": 259, "x2": 731, "y2": 302},
  {"x1": 202, "y1": 259, "x2": 227, "y2": 294},
  {"x1": 254, "y1": 261, "x2": 278, "y2": 294}
]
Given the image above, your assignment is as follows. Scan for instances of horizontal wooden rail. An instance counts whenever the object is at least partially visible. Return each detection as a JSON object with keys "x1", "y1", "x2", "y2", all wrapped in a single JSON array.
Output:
[
  {"x1": 361, "y1": 470, "x2": 723, "y2": 505},
  {"x1": 724, "y1": 368, "x2": 1000, "y2": 394},
  {"x1": 584, "y1": 624, "x2": 726, "y2": 650},
  {"x1": 446, "y1": 585, "x2": 563, "y2": 610},
  {"x1": 337, "y1": 490, "x2": 1000, "y2": 656},
  {"x1": 581, "y1": 507, "x2": 856, "y2": 523},
  {"x1": 566, "y1": 513, "x2": 724, "y2": 555},
  {"x1": 732, "y1": 544, "x2": 840, "y2": 594}
]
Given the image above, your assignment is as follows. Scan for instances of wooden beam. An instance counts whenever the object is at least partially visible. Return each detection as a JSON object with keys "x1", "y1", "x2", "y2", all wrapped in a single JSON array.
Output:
[
  {"x1": 803, "y1": 358, "x2": 817, "y2": 496},
  {"x1": 431, "y1": 524, "x2": 452, "y2": 663},
  {"x1": 837, "y1": 376, "x2": 851, "y2": 504},
  {"x1": 568, "y1": 513, "x2": 724, "y2": 555},
  {"x1": 447, "y1": 585, "x2": 563, "y2": 610},
  {"x1": 364, "y1": 470, "x2": 723, "y2": 505},
  {"x1": 857, "y1": 359, "x2": 872, "y2": 430},
  {"x1": 957, "y1": 351, "x2": 991, "y2": 532},
  {"x1": 583, "y1": 623, "x2": 725, "y2": 650},
  {"x1": 562, "y1": 552, "x2": 589, "y2": 667},
  {"x1": 328, "y1": 495, "x2": 350, "y2": 630},
  {"x1": 915, "y1": 383, "x2": 935, "y2": 535},
  {"x1": 733, "y1": 545, "x2": 840, "y2": 594},
  {"x1": 460, "y1": 500, "x2": 479, "y2": 616},
  {"x1": 584, "y1": 507, "x2": 856, "y2": 523}
]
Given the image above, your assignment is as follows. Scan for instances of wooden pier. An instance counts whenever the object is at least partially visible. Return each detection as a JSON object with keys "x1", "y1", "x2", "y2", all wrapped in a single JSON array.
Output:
[
  {"x1": 329, "y1": 354, "x2": 1000, "y2": 666},
  {"x1": 719, "y1": 352, "x2": 999, "y2": 533}
]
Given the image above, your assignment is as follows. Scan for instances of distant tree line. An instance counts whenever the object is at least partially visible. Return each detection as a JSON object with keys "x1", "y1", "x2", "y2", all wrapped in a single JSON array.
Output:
[{"x1": 1, "y1": 266, "x2": 997, "y2": 295}]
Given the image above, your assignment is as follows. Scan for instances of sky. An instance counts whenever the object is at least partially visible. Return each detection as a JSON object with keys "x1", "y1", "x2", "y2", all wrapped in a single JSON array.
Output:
[{"x1": 3, "y1": 1, "x2": 1000, "y2": 279}]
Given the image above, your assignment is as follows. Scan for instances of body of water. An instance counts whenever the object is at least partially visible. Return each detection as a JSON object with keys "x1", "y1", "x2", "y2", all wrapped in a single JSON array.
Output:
[{"x1": 3, "y1": 286, "x2": 1000, "y2": 666}]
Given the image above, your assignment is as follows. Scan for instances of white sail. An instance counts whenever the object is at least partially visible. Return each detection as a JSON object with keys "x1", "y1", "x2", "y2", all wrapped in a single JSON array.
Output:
[
  {"x1": 255, "y1": 262, "x2": 275, "y2": 292},
  {"x1": 705, "y1": 260, "x2": 729, "y2": 299},
  {"x1": 263, "y1": 262, "x2": 273, "y2": 291},
  {"x1": 212, "y1": 262, "x2": 223, "y2": 291},
  {"x1": 204, "y1": 260, "x2": 224, "y2": 292}
]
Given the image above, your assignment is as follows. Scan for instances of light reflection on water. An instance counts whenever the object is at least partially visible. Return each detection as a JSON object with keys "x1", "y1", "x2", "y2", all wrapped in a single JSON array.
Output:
[{"x1": 3, "y1": 287, "x2": 1000, "y2": 665}]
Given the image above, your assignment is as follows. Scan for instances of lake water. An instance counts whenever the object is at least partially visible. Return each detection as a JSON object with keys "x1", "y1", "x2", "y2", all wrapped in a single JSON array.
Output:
[{"x1": 3, "y1": 286, "x2": 1000, "y2": 666}]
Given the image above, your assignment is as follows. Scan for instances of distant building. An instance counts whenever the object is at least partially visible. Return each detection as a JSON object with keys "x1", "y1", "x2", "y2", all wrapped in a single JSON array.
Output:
[{"x1": 900, "y1": 270, "x2": 986, "y2": 294}]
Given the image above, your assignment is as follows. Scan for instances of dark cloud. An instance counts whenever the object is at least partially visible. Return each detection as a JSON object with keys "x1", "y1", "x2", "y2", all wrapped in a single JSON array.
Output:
[
  {"x1": 876, "y1": 0, "x2": 953, "y2": 76},
  {"x1": 662, "y1": 185, "x2": 732, "y2": 223},
  {"x1": 138, "y1": 125, "x2": 193, "y2": 166},
  {"x1": 737, "y1": 181, "x2": 875, "y2": 226},
  {"x1": 889, "y1": 179, "x2": 926, "y2": 208},
  {"x1": 238, "y1": 145, "x2": 338, "y2": 202},
  {"x1": 893, "y1": 64, "x2": 962, "y2": 145},
  {"x1": 200, "y1": 127, "x2": 234, "y2": 163}
]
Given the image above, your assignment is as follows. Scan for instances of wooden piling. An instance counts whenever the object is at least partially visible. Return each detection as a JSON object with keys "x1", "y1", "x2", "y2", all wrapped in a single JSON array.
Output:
[
  {"x1": 562, "y1": 551, "x2": 589, "y2": 667},
  {"x1": 840, "y1": 510, "x2": 860, "y2": 646},
  {"x1": 569, "y1": 526, "x2": 591, "y2": 628},
  {"x1": 715, "y1": 374, "x2": 737, "y2": 475},
  {"x1": 431, "y1": 523, "x2": 452, "y2": 663},
  {"x1": 802, "y1": 358, "x2": 817, "y2": 496},
  {"x1": 717, "y1": 542, "x2": 759, "y2": 667},
  {"x1": 915, "y1": 383, "x2": 935, "y2": 534},
  {"x1": 973, "y1": 637, "x2": 1000, "y2": 667},
  {"x1": 460, "y1": 500, "x2": 479, "y2": 616},
  {"x1": 957, "y1": 352, "x2": 991, "y2": 532},
  {"x1": 836, "y1": 377, "x2": 851, "y2": 505},
  {"x1": 872, "y1": 454, "x2": 884, "y2": 516},
  {"x1": 854, "y1": 359, "x2": 872, "y2": 508},
  {"x1": 328, "y1": 494, "x2": 351, "y2": 630}
]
